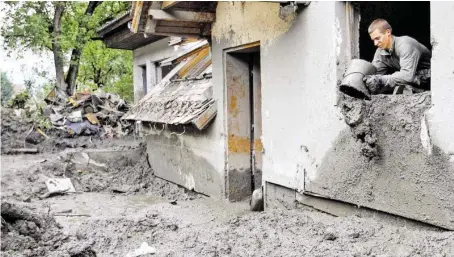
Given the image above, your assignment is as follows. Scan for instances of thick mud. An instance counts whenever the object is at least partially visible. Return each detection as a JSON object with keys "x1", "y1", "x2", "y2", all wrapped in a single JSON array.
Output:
[
  {"x1": 3, "y1": 148, "x2": 454, "y2": 257},
  {"x1": 310, "y1": 92, "x2": 454, "y2": 230},
  {"x1": 1, "y1": 144, "x2": 200, "y2": 203},
  {"x1": 1, "y1": 201, "x2": 96, "y2": 257},
  {"x1": 2, "y1": 96, "x2": 454, "y2": 257}
]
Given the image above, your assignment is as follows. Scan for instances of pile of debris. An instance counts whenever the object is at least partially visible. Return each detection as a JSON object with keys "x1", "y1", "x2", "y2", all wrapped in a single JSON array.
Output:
[
  {"x1": 46, "y1": 91, "x2": 134, "y2": 138},
  {"x1": 1, "y1": 90, "x2": 135, "y2": 154}
]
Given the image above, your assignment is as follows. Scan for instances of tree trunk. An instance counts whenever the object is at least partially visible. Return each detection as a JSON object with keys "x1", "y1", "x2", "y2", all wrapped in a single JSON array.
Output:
[
  {"x1": 65, "y1": 48, "x2": 81, "y2": 96},
  {"x1": 52, "y1": 3, "x2": 67, "y2": 96},
  {"x1": 65, "y1": 1, "x2": 102, "y2": 95}
]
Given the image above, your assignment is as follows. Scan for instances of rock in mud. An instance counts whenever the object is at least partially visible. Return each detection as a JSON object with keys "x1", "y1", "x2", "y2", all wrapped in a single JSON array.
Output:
[{"x1": 250, "y1": 188, "x2": 264, "y2": 211}]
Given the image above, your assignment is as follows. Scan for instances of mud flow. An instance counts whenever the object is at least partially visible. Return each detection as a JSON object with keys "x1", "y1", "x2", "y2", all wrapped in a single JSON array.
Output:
[{"x1": 2, "y1": 96, "x2": 454, "y2": 256}]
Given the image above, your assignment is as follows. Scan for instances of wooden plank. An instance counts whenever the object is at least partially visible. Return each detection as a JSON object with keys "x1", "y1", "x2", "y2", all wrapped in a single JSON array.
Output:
[
  {"x1": 104, "y1": 29, "x2": 136, "y2": 48},
  {"x1": 158, "y1": 20, "x2": 201, "y2": 28},
  {"x1": 175, "y1": 43, "x2": 209, "y2": 63},
  {"x1": 131, "y1": 1, "x2": 144, "y2": 33},
  {"x1": 151, "y1": 32, "x2": 202, "y2": 40},
  {"x1": 161, "y1": 1, "x2": 179, "y2": 10},
  {"x1": 155, "y1": 25, "x2": 200, "y2": 35},
  {"x1": 149, "y1": 9, "x2": 215, "y2": 23},
  {"x1": 178, "y1": 47, "x2": 210, "y2": 78},
  {"x1": 97, "y1": 14, "x2": 131, "y2": 37},
  {"x1": 192, "y1": 102, "x2": 217, "y2": 130}
]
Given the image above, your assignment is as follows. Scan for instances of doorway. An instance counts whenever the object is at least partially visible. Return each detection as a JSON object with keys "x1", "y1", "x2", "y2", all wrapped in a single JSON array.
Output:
[{"x1": 224, "y1": 43, "x2": 262, "y2": 201}]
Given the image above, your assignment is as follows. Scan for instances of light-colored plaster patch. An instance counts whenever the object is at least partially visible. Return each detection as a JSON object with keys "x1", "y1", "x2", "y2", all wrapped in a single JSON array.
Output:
[{"x1": 212, "y1": 2, "x2": 296, "y2": 47}]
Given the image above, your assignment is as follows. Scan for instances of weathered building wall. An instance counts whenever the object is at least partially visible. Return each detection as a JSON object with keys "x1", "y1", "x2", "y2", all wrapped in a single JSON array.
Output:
[
  {"x1": 258, "y1": 2, "x2": 349, "y2": 190},
  {"x1": 288, "y1": 2, "x2": 454, "y2": 230},
  {"x1": 211, "y1": 2, "x2": 348, "y2": 199},
  {"x1": 212, "y1": 1, "x2": 454, "y2": 229},
  {"x1": 132, "y1": 38, "x2": 187, "y2": 103},
  {"x1": 145, "y1": 121, "x2": 225, "y2": 198},
  {"x1": 427, "y1": 2, "x2": 454, "y2": 156},
  {"x1": 134, "y1": 40, "x2": 225, "y2": 198}
]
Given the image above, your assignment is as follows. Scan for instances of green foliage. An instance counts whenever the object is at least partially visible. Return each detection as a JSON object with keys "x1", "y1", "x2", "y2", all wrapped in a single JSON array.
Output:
[
  {"x1": 1, "y1": 2, "x2": 53, "y2": 54},
  {"x1": 29, "y1": 104, "x2": 52, "y2": 130},
  {"x1": 1, "y1": 2, "x2": 129, "y2": 55},
  {"x1": 1, "y1": 1, "x2": 131, "y2": 95},
  {"x1": 8, "y1": 90, "x2": 30, "y2": 109},
  {"x1": 78, "y1": 40, "x2": 133, "y2": 102},
  {"x1": 1, "y1": 72, "x2": 14, "y2": 105}
]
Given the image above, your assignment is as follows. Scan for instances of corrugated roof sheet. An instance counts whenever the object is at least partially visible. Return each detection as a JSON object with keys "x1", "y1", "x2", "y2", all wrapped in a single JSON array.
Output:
[{"x1": 122, "y1": 77, "x2": 216, "y2": 128}]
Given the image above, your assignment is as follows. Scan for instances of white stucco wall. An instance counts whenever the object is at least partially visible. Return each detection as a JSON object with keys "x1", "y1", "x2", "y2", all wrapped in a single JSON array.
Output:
[
  {"x1": 261, "y1": 2, "x2": 351, "y2": 190},
  {"x1": 211, "y1": 2, "x2": 348, "y2": 192},
  {"x1": 427, "y1": 2, "x2": 454, "y2": 156}
]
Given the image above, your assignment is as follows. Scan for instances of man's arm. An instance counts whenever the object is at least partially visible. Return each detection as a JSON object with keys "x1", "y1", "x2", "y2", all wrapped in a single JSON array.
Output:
[
  {"x1": 381, "y1": 44, "x2": 420, "y2": 88},
  {"x1": 372, "y1": 50, "x2": 389, "y2": 75}
]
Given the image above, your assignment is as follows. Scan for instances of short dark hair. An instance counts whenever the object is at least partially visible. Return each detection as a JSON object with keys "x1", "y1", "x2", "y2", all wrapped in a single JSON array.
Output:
[{"x1": 368, "y1": 19, "x2": 392, "y2": 34}]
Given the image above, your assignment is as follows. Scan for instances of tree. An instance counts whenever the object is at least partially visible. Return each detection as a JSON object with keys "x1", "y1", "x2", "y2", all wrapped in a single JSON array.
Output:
[
  {"x1": 78, "y1": 40, "x2": 133, "y2": 102},
  {"x1": 1, "y1": 72, "x2": 14, "y2": 105},
  {"x1": 1, "y1": 1, "x2": 130, "y2": 96}
]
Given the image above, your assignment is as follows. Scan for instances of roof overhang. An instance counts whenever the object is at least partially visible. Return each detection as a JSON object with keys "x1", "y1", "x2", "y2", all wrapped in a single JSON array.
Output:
[
  {"x1": 97, "y1": 1, "x2": 217, "y2": 50},
  {"x1": 97, "y1": 10, "x2": 165, "y2": 50},
  {"x1": 135, "y1": 1, "x2": 217, "y2": 39}
]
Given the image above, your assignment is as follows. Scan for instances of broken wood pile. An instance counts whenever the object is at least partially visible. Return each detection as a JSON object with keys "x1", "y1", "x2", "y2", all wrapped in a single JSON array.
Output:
[
  {"x1": 1, "y1": 91, "x2": 135, "y2": 154},
  {"x1": 46, "y1": 91, "x2": 134, "y2": 137}
]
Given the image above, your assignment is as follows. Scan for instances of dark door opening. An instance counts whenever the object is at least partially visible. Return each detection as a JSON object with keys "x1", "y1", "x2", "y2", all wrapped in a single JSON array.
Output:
[
  {"x1": 140, "y1": 64, "x2": 147, "y2": 94},
  {"x1": 225, "y1": 44, "x2": 262, "y2": 201},
  {"x1": 359, "y1": 2, "x2": 431, "y2": 61}
]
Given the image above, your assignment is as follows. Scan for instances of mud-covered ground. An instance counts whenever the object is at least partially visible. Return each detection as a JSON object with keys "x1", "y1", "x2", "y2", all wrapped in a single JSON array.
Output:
[
  {"x1": 2, "y1": 98, "x2": 454, "y2": 257},
  {"x1": 2, "y1": 148, "x2": 454, "y2": 257}
]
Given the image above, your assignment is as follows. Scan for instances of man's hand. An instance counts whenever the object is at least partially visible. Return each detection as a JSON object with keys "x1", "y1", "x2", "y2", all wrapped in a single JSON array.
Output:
[{"x1": 363, "y1": 75, "x2": 383, "y2": 94}]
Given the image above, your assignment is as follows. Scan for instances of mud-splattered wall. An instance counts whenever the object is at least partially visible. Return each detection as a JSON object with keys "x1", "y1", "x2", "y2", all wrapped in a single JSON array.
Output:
[
  {"x1": 145, "y1": 122, "x2": 225, "y2": 198},
  {"x1": 211, "y1": 2, "x2": 349, "y2": 197}
]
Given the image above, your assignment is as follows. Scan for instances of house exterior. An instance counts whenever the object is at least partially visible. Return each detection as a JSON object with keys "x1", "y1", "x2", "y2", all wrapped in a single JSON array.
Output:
[{"x1": 100, "y1": 1, "x2": 454, "y2": 230}]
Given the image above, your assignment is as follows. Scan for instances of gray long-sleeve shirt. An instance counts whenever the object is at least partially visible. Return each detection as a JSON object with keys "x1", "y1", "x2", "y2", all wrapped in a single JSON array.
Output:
[{"x1": 372, "y1": 35, "x2": 431, "y2": 87}]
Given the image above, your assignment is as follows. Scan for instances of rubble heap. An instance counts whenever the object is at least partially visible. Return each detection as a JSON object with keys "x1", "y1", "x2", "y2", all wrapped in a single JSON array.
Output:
[
  {"x1": 1, "y1": 91, "x2": 135, "y2": 154},
  {"x1": 46, "y1": 91, "x2": 134, "y2": 137}
]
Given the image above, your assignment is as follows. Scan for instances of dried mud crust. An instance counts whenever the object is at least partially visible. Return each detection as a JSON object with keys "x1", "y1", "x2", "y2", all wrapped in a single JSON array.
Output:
[
  {"x1": 70, "y1": 206, "x2": 454, "y2": 257},
  {"x1": 1, "y1": 202, "x2": 95, "y2": 257},
  {"x1": 1, "y1": 144, "x2": 201, "y2": 203}
]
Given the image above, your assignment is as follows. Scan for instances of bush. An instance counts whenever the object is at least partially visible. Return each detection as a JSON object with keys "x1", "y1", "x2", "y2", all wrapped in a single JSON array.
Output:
[{"x1": 8, "y1": 90, "x2": 30, "y2": 109}]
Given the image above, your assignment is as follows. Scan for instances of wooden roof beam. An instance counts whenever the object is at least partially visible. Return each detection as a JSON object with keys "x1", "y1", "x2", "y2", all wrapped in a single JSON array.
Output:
[
  {"x1": 161, "y1": 1, "x2": 179, "y2": 10},
  {"x1": 148, "y1": 9, "x2": 215, "y2": 23}
]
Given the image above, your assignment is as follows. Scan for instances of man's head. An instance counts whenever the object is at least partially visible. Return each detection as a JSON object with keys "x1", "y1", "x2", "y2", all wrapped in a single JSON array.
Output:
[{"x1": 368, "y1": 19, "x2": 393, "y2": 50}]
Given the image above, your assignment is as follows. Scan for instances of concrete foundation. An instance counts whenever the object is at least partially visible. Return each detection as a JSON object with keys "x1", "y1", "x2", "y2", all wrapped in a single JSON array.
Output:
[
  {"x1": 265, "y1": 182, "x2": 442, "y2": 230},
  {"x1": 145, "y1": 124, "x2": 224, "y2": 198}
]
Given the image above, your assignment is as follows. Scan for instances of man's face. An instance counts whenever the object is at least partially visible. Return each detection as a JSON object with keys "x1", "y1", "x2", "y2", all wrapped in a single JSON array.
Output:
[{"x1": 369, "y1": 29, "x2": 391, "y2": 49}]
